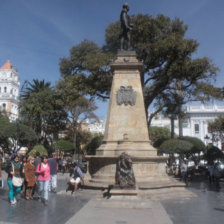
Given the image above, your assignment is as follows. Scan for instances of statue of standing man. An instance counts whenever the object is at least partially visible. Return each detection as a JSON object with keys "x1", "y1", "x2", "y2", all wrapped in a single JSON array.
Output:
[{"x1": 119, "y1": 3, "x2": 133, "y2": 51}]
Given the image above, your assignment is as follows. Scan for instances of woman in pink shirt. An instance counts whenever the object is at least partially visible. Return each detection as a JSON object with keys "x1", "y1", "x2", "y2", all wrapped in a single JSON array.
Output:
[{"x1": 36, "y1": 156, "x2": 50, "y2": 205}]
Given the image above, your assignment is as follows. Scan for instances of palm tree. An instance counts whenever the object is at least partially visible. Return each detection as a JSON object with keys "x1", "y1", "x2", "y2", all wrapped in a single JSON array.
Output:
[
  {"x1": 20, "y1": 79, "x2": 53, "y2": 142},
  {"x1": 20, "y1": 79, "x2": 51, "y2": 100}
]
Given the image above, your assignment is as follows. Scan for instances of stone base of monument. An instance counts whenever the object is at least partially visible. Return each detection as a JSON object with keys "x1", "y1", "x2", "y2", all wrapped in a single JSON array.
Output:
[
  {"x1": 84, "y1": 155, "x2": 195, "y2": 199},
  {"x1": 85, "y1": 155, "x2": 171, "y2": 183}
]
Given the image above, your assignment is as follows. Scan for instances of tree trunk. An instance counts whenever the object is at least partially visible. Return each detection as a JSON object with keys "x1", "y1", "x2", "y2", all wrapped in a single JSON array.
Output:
[
  {"x1": 170, "y1": 116, "x2": 175, "y2": 138},
  {"x1": 178, "y1": 114, "x2": 183, "y2": 137}
]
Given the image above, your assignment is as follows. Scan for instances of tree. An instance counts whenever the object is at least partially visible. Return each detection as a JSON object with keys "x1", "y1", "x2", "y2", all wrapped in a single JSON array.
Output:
[
  {"x1": 28, "y1": 144, "x2": 48, "y2": 157},
  {"x1": 180, "y1": 136, "x2": 206, "y2": 165},
  {"x1": 0, "y1": 113, "x2": 11, "y2": 152},
  {"x1": 0, "y1": 113, "x2": 37, "y2": 154},
  {"x1": 208, "y1": 115, "x2": 224, "y2": 148},
  {"x1": 204, "y1": 144, "x2": 224, "y2": 165},
  {"x1": 60, "y1": 15, "x2": 222, "y2": 126},
  {"x1": 56, "y1": 76, "x2": 98, "y2": 151},
  {"x1": 159, "y1": 138, "x2": 193, "y2": 156},
  {"x1": 53, "y1": 139, "x2": 76, "y2": 153},
  {"x1": 180, "y1": 136, "x2": 206, "y2": 155},
  {"x1": 20, "y1": 79, "x2": 67, "y2": 147},
  {"x1": 148, "y1": 126, "x2": 171, "y2": 148},
  {"x1": 84, "y1": 134, "x2": 103, "y2": 155},
  {"x1": 4, "y1": 121, "x2": 37, "y2": 152}
]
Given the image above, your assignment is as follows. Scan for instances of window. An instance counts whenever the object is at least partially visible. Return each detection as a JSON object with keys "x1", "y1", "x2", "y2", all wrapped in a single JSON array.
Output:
[
  {"x1": 2, "y1": 103, "x2": 6, "y2": 109},
  {"x1": 194, "y1": 124, "x2": 199, "y2": 134},
  {"x1": 4, "y1": 87, "x2": 7, "y2": 93}
]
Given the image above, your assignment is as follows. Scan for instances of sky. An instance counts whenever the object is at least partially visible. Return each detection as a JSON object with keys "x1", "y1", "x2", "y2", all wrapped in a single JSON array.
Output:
[{"x1": 0, "y1": 0, "x2": 224, "y2": 119}]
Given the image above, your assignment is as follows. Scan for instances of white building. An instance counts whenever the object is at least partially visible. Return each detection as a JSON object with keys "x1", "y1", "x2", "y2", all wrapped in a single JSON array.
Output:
[
  {"x1": 151, "y1": 104, "x2": 224, "y2": 149},
  {"x1": 83, "y1": 119, "x2": 106, "y2": 134},
  {"x1": 0, "y1": 61, "x2": 20, "y2": 121}
]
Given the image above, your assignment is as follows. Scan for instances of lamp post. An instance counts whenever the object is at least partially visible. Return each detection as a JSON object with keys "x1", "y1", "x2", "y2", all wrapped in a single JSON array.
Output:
[{"x1": 204, "y1": 134, "x2": 210, "y2": 146}]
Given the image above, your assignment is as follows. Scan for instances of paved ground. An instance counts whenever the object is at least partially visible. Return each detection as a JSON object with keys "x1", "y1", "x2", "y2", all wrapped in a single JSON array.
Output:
[
  {"x1": 162, "y1": 178, "x2": 224, "y2": 224},
  {"x1": 0, "y1": 172, "x2": 223, "y2": 224}
]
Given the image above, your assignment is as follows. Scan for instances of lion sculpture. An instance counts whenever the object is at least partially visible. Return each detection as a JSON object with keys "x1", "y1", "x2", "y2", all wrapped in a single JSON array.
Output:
[{"x1": 115, "y1": 152, "x2": 135, "y2": 188}]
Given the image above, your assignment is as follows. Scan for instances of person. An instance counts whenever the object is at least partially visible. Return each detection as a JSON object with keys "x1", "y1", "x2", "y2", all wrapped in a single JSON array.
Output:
[
  {"x1": 7, "y1": 155, "x2": 23, "y2": 205},
  {"x1": 57, "y1": 158, "x2": 63, "y2": 172},
  {"x1": 47, "y1": 155, "x2": 58, "y2": 193},
  {"x1": 36, "y1": 156, "x2": 50, "y2": 205},
  {"x1": 69, "y1": 163, "x2": 84, "y2": 195},
  {"x1": 207, "y1": 163, "x2": 214, "y2": 184},
  {"x1": 213, "y1": 162, "x2": 221, "y2": 189},
  {"x1": 25, "y1": 156, "x2": 36, "y2": 200},
  {"x1": 180, "y1": 160, "x2": 188, "y2": 185},
  {"x1": 33, "y1": 152, "x2": 41, "y2": 194},
  {"x1": 20, "y1": 155, "x2": 27, "y2": 196},
  {"x1": 119, "y1": 3, "x2": 133, "y2": 50},
  {"x1": 34, "y1": 152, "x2": 41, "y2": 169},
  {"x1": 62, "y1": 159, "x2": 67, "y2": 174}
]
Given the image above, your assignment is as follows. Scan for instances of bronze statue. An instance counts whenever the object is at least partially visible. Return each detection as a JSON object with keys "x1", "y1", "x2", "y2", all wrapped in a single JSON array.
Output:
[
  {"x1": 115, "y1": 152, "x2": 135, "y2": 188},
  {"x1": 119, "y1": 3, "x2": 133, "y2": 51}
]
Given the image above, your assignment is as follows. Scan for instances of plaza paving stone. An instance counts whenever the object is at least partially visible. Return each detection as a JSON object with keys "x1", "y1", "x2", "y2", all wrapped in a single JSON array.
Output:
[
  {"x1": 0, "y1": 173, "x2": 90, "y2": 224},
  {"x1": 162, "y1": 178, "x2": 224, "y2": 224},
  {"x1": 0, "y1": 171, "x2": 224, "y2": 224}
]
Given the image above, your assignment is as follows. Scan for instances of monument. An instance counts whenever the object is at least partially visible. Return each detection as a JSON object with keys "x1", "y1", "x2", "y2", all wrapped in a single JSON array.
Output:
[{"x1": 85, "y1": 4, "x2": 188, "y2": 197}]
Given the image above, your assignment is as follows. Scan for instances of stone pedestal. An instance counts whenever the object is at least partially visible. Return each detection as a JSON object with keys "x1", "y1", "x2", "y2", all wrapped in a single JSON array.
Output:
[
  {"x1": 86, "y1": 51, "x2": 182, "y2": 192},
  {"x1": 97, "y1": 50, "x2": 156, "y2": 157}
]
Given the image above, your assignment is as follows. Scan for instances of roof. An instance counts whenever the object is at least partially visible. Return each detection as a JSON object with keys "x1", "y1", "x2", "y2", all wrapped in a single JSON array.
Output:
[{"x1": 0, "y1": 60, "x2": 13, "y2": 70}]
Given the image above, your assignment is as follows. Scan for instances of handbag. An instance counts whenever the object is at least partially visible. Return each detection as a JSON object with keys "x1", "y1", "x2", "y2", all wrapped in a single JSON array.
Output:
[{"x1": 11, "y1": 164, "x2": 23, "y2": 187}]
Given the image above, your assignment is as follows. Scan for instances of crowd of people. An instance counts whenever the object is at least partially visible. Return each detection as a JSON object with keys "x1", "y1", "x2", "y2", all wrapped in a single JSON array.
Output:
[
  {"x1": 166, "y1": 159, "x2": 223, "y2": 188},
  {"x1": 3, "y1": 152, "x2": 85, "y2": 206}
]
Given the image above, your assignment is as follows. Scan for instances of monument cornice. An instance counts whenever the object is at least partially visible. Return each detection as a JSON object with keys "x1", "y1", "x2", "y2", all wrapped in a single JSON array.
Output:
[{"x1": 110, "y1": 62, "x2": 143, "y2": 71}]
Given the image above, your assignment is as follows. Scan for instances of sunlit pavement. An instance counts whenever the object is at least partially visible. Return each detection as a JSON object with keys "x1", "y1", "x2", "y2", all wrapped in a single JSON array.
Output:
[
  {"x1": 162, "y1": 177, "x2": 224, "y2": 224},
  {"x1": 0, "y1": 172, "x2": 224, "y2": 224},
  {"x1": 0, "y1": 172, "x2": 90, "y2": 224}
]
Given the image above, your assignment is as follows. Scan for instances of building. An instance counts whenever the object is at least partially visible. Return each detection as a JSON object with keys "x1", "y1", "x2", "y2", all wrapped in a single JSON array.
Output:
[
  {"x1": 151, "y1": 104, "x2": 224, "y2": 149},
  {"x1": 0, "y1": 61, "x2": 20, "y2": 121},
  {"x1": 82, "y1": 119, "x2": 106, "y2": 134}
]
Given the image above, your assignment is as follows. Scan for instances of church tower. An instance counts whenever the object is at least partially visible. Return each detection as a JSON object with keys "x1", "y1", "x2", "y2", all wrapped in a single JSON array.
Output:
[{"x1": 0, "y1": 60, "x2": 20, "y2": 121}]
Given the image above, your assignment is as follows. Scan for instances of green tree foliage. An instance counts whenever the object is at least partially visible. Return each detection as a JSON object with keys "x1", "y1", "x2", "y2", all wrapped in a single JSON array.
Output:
[
  {"x1": 0, "y1": 113, "x2": 37, "y2": 153},
  {"x1": 28, "y1": 144, "x2": 48, "y2": 157},
  {"x1": 159, "y1": 138, "x2": 193, "y2": 155},
  {"x1": 53, "y1": 140, "x2": 76, "y2": 153},
  {"x1": 60, "y1": 14, "x2": 222, "y2": 126},
  {"x1": 208, "y1": 115, "x2": 224, "y2": 146},
  {"x1": 0, "y1": 113, "x2": 11, "y2": 151},
  {"x1": 60, "y1": 40, "x2": 113, "y2": 99},
  {"x1": 56, "y1": 76, "x2": 98, "y2": 150},
  {"x1": 204, "y1": 144, "x2": 224, "y2": 164},
  {"x1": 20, "y1": 79, "x2": 67, "y2": 147},
  {"x1": 180, "y1": 136, "x2": 206, "y2": 154},
  {"x1": 84, "y1": 134, "x2": 103, "y2": 155},
  {"x1": 148, "y1": 126, "x2": 170, "y2": 148},
  {"x1": 4, "y1": 121, "x2": 37, "y2": 152},
  {"x1": 180, "y1": 136, "x2": 206, "y2": 165}
]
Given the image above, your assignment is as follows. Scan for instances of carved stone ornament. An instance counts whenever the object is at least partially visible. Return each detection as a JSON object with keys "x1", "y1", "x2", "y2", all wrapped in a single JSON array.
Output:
[
  {"x1": 115, "y1": 152, "x2": 135, "y2": 188},
  {"x1": 116, "y1": 86, "x2": 136, "y2": 106}
]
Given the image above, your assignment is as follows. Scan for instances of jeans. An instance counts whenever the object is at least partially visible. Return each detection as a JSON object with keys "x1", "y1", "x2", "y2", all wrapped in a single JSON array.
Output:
[
  {"x1": 7, "y1": 180, "x2": 21, "y2": 202},
  {"x1": 38, "y1": 180, "x2": 50, "y2": 201},
  {"x1": 50, "y1": 174, "x2": 57, "y2": 190}
]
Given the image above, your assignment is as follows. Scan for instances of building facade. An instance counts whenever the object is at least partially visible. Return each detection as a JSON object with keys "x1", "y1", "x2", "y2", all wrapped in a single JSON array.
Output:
[
  {"x1": 0, "y1": 61, "x2": 20, "y2": 121},
  {"x1": 151, "y1": 104, "x2": 224, "y2": 149}
]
